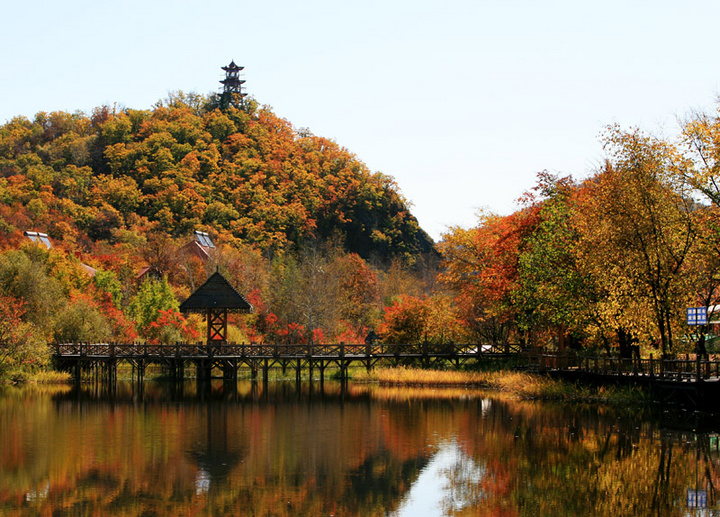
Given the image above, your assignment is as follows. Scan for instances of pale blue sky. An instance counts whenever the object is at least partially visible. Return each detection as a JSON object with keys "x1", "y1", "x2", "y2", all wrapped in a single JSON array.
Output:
[{"x1": 2, "y1": 0, "x2": 719, "y2": 240}]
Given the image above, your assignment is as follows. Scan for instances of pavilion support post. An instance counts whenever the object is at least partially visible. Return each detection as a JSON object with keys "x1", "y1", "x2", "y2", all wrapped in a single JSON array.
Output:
[{"x1": 207, "y1": 308, "x2": 229, "y2": 343}]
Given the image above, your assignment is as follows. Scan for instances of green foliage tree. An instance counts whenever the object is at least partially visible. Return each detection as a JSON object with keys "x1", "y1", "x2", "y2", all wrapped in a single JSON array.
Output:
[
  {"x1": 127, "y1": 277, "x2": 179, "y2": 338},
  {"x1": 93, "y1": 269, "x2": 124, "y2": 308},
  {"x1": 0, "y1": 247, "x2": 65, "y2": 331},
  {"x1": 514, "y1": 172, "x2": 593, "y2": 349},
  {"x1": 53, "y1": 295, "x2": 112, "y2": 343}
]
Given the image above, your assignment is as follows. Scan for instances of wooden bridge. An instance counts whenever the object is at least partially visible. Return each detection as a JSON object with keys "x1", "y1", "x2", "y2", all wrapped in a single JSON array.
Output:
[
  {"x1": 53, "y1": 342, "x2": 521, "y2": 384},
  {"x1": 54, "y1": 343, "x2": 720, "y2": 407}
]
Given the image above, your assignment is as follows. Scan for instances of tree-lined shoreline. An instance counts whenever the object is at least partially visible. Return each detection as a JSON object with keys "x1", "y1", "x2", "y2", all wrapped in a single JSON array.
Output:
[{"x1": 2, "y1": 92, "x2": 720, "y2": 382}]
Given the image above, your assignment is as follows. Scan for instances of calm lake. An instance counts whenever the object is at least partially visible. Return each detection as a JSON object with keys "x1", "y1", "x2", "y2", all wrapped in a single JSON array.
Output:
[{"x1": 1, "y1": 380, "x2": 719, "y2": 516}]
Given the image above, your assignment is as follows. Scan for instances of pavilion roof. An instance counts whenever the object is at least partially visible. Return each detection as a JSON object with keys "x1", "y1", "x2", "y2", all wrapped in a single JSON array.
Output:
[{"x1": 179, "y1": 271, "x2": 253, "y2": 314}]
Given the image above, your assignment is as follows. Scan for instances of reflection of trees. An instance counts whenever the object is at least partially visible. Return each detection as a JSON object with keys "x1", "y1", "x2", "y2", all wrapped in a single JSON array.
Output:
[
  {"x1": 345, "y1": 451, "x2": 427, "y2": 515},
  {"x1": 0, "y1": 381, "x2": 436, "y2": 516},
  {"x1": 2, "y1": 383, "x2": 720, "y2": 515},
  {"x1": 449, "y1": 399, "x2": 720, "y2": 516},
  {"x1": 651, "y1": 435, "x2": 673, "y2": 513},
  {"x1": 700, "y1": 435, "x2": 720, "y2": 509}
]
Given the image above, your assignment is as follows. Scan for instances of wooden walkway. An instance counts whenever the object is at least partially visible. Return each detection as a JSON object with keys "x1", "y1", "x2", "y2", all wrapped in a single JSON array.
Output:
[
  {"x1": 53, "y1": 342, "x2": 521, "y2": 383},
  {"x1": 523, "y1": 352, "x2": 720, "y2": 381},
  {"x1": 522, "y1": 352, "x2": 720, "y2": 407}
]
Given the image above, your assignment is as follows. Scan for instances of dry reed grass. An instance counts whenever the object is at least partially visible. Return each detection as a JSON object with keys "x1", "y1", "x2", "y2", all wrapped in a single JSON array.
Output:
[{"x1": 353, "y1": 367, "x2": 647, "y2": 405}]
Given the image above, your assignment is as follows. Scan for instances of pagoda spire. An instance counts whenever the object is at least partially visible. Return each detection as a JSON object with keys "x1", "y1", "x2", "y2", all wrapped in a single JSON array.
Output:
[{"x1": 219, "y1": 60, "x2": 248, "y2": 109}]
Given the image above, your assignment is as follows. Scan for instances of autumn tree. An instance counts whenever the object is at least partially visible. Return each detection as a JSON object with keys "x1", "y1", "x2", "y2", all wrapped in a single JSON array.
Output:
[
  {"x1": 438, "y1": 208, "x2": 539, "y2": 345},
  {"x1": 681, "y1": 106, "x2": 720, "y2": 205},
  {"x1": 335, "y1": 252, "x2": 381, "y2": 338},
  {"x1": 379, "y1": 295, "x2": 427, "y2": 344},
  {"x1": 575, "y1": 127, "x2": 696, "y2": 356},
  {"x1": 268, "y1": 246, "x2": 341, "y2": 343},
  {"x1": 680, "y1": 106, "x2": 720, "y2": 351},
  {"x1": 0, "y1": 296, "x2": 48, "y2": 378}
]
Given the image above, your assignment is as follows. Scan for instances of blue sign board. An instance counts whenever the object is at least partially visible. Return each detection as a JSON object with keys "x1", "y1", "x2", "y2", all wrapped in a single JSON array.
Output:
[
  {"x1": 687, "y1": 307, "x2": 708, "y2": 326},
  {"x1": 687, "y1": 488, "x2": 707, "y2": 509}
]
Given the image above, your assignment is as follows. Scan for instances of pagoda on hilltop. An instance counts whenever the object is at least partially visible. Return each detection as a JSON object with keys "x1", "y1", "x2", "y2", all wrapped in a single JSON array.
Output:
[{"x1": 219, "y1": 60, "x2": 248, "y2": 109}]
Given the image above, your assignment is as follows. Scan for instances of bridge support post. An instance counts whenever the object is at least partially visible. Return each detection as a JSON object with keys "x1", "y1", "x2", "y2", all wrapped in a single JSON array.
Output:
[
  {"x1": 136, "y1": 361, "x2": 146, "y2": 384},
  {"x1": 339, "y1": 361, "x2": 347, "y2": 381},
  {"x1": 196, "y1": 360, "x2": 212, "y2": 382},
  {"x1": 222, "y1": 359, "x2": 237, "y2": 382},
  {"x1": 103, "y1": 360, "x2": 116, "y2": 385},
  {"x1": 339, "y1": 344, "x2": 347, "y2": 381}
]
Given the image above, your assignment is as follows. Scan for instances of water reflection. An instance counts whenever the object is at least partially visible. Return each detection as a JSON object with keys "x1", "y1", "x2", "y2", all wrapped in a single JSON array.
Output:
[{"x1": 1, "y1": 381, "x2": 720, "y2": 515}]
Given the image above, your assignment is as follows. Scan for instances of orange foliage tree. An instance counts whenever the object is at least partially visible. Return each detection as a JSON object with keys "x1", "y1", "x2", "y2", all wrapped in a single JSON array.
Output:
[{"x1": 438, "y1": 208, "x2": 539, "y2": 345}]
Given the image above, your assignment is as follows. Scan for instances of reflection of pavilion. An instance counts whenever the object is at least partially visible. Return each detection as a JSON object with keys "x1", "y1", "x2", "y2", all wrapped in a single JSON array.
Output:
[{"x1": 188, "y1": 403, "x2": 246, "y2": 494}]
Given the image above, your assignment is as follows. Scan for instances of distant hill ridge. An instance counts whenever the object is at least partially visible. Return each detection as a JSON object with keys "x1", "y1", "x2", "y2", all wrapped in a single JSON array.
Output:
[{"x1": 0, "y1": 93, "x2": 433, "y2": 260}]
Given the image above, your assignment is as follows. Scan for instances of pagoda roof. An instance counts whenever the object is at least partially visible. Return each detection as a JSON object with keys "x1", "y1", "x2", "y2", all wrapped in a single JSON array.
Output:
[
  {"x1": 222, "y1": 60, "x2": 244, "y2": 71},
  {"x1": 179, "y1": 271, "x2": 253, "y2": 314}
]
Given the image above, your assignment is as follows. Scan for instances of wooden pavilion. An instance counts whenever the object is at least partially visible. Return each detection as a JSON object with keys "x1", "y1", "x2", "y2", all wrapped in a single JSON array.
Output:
[{"x1": 179, "y1": 271, "x2": 253, "y2": 344}]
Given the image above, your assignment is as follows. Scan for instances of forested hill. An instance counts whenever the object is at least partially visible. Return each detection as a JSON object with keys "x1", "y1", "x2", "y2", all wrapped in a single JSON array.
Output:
[{"x1": 0, "y1": 94, "x2": 433, "y2": 260}]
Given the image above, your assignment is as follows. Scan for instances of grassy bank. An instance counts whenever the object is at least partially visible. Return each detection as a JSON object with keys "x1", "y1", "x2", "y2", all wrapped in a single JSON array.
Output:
[
  {"x1": 352, "y1": 366, "x2": 650, "y2": 405},
  {"x1": 1, "y1": 369, "x2": 72, "y2": 385}
]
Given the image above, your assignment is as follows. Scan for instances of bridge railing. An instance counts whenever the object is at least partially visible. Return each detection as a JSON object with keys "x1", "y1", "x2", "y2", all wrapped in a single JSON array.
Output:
[
  {"x1": 523, "y1": 352, "x2": 720, "y2": 381},
  {"x1": 53, "y1": 342, "x2": 522, "y2": 359}
]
